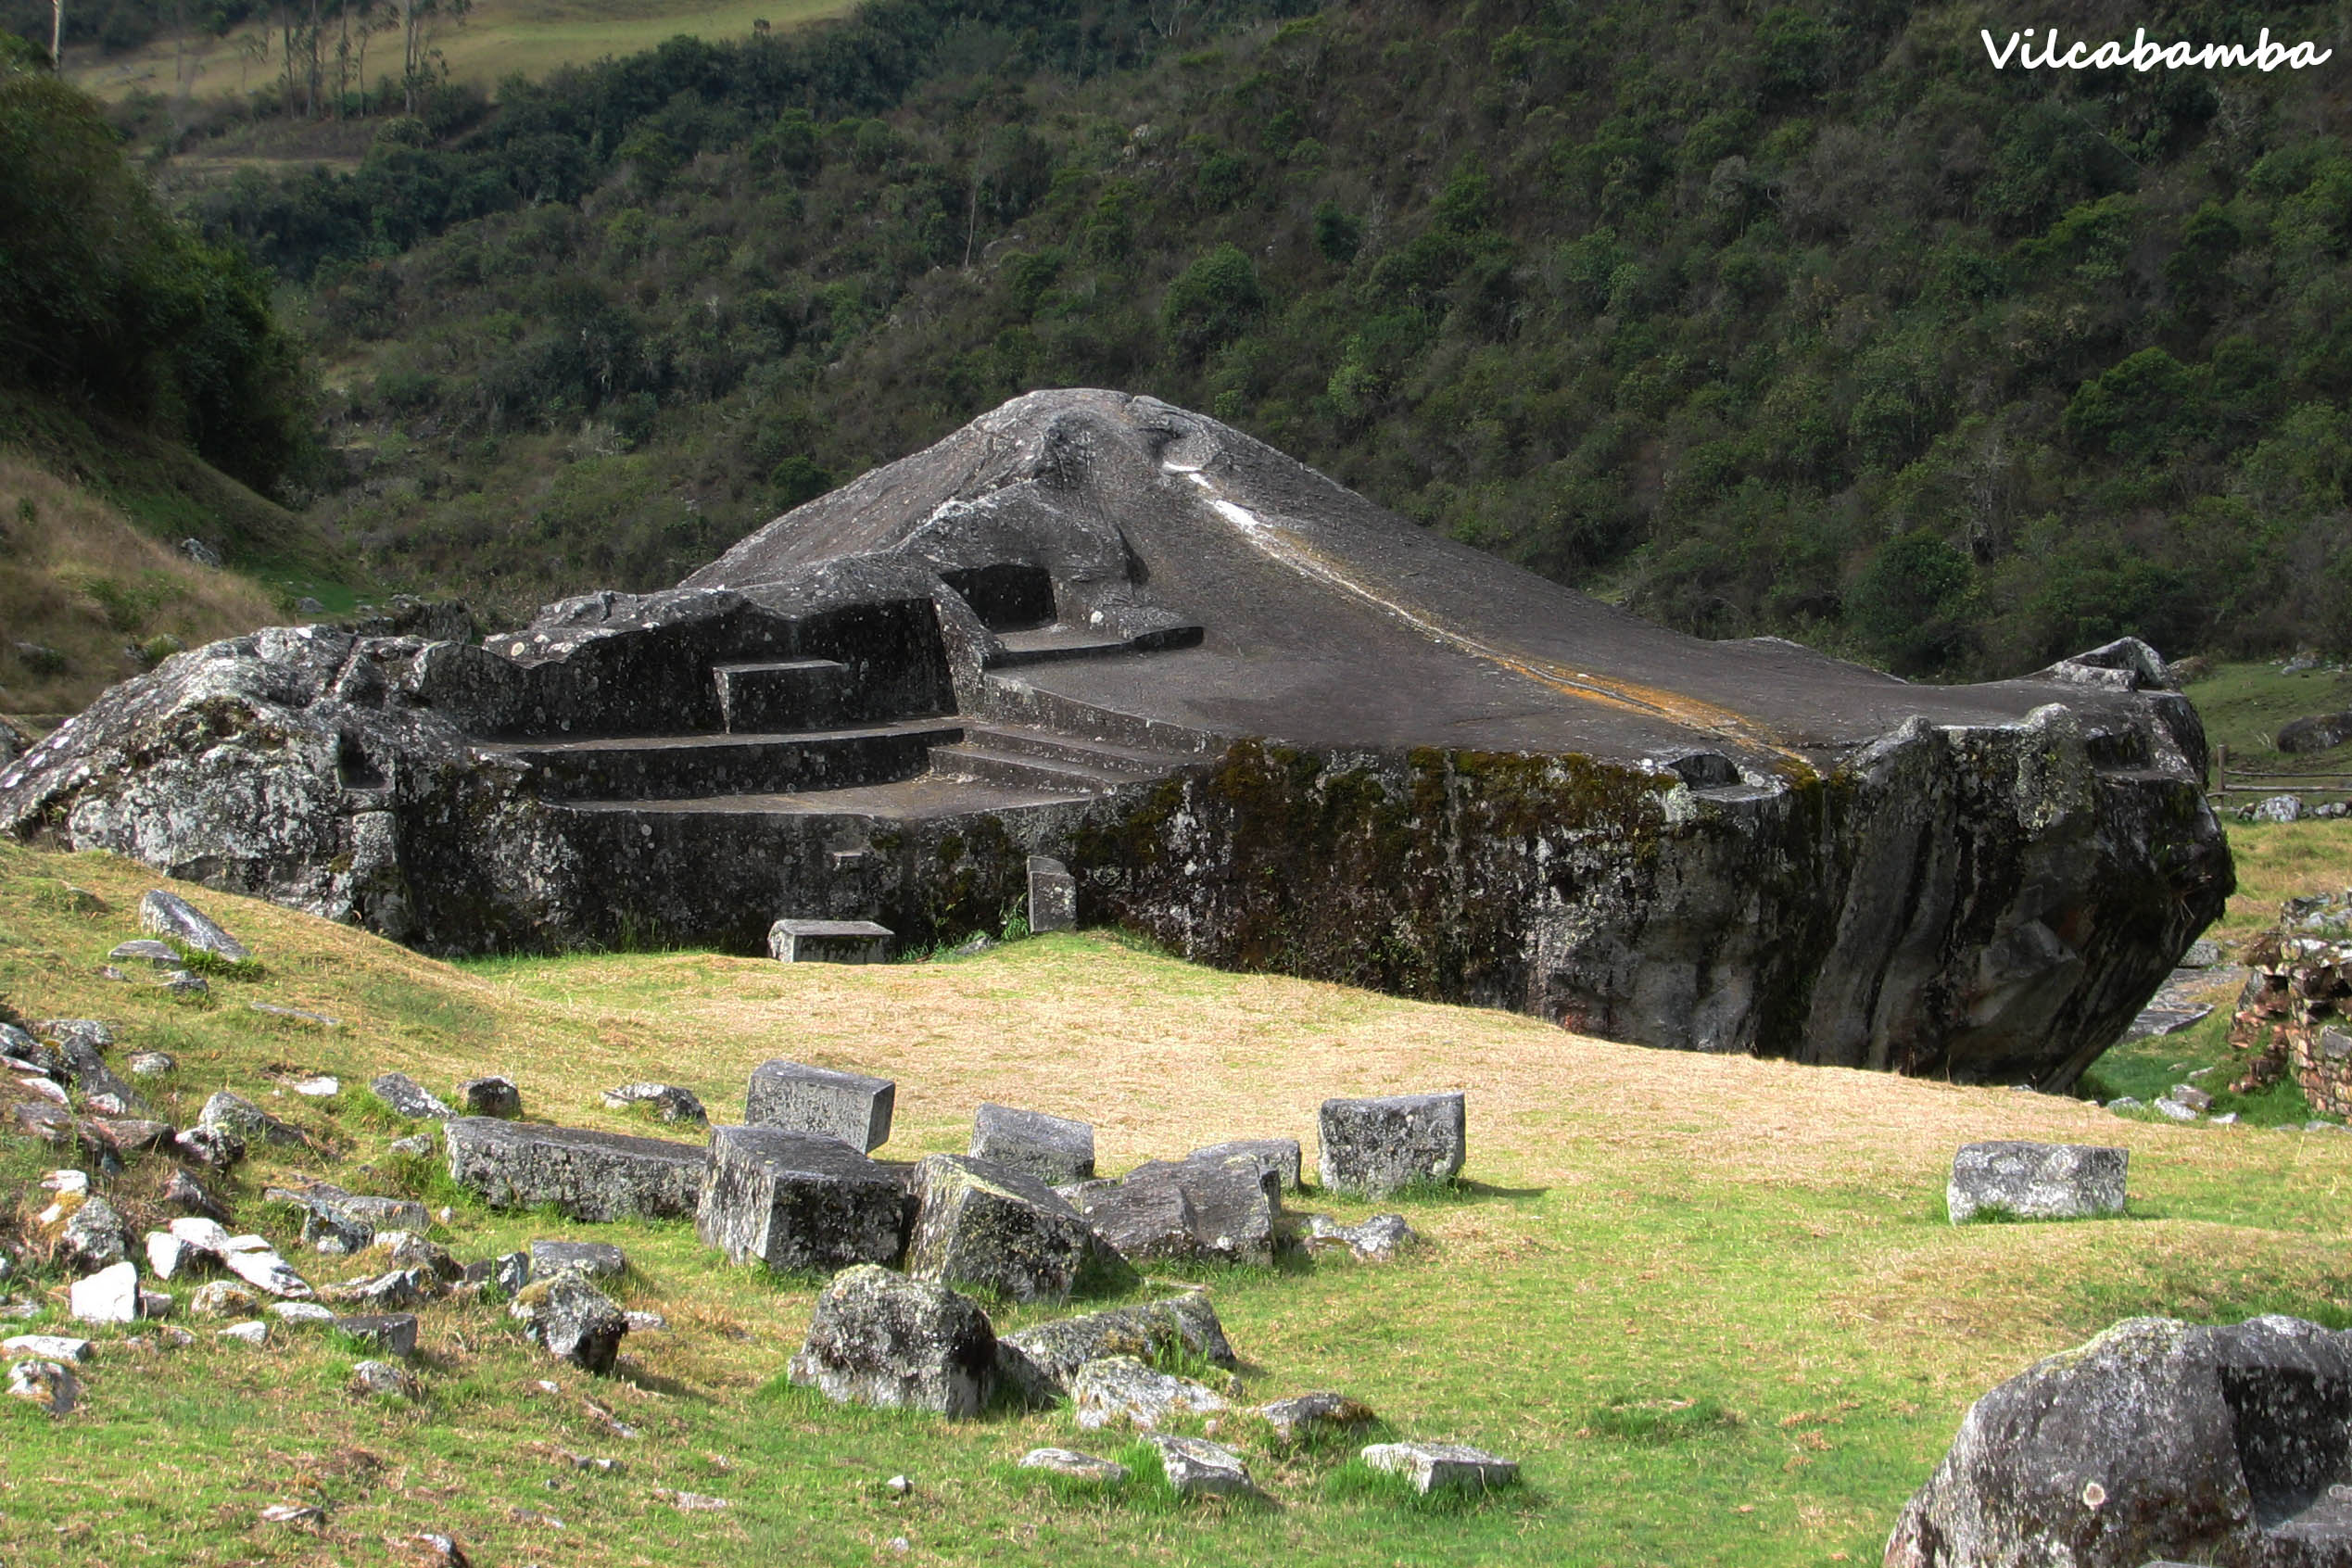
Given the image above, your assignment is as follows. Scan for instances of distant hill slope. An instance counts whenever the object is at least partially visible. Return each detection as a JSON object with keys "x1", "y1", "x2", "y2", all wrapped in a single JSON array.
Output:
[{"x1": 54, "y1": 0, "x2": 854, "y2": 104}]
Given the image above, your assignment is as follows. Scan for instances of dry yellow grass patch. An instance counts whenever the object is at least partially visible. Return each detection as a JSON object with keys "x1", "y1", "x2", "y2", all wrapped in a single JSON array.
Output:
[{"x1": 0, "y1": 451, "x2": 281, "y2": 715}]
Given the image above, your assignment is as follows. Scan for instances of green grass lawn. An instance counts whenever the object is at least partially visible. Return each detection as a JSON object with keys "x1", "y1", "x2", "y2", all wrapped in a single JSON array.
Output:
[
  {"x1": 65, "y1": 0, "x2": 853, "y2": 104},
  {"x1": 2181, "y1": 659, "x2": 2352, "y2": 804},
  {"x1": 4, "y1": 822, "x2": 2351, "y2": 1565}
]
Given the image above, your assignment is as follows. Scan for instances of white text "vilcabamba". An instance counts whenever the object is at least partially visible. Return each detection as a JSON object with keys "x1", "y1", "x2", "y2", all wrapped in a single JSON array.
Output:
[{"x1": 1982, "y1": 27, "x2": 2332, "y2": 70}]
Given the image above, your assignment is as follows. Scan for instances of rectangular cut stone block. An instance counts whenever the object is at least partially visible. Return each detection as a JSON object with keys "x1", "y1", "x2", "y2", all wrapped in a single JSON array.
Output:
[
  {"x1": 1075, "y1": 1152, "x2": 1277, "y2": 1267},
  {"x1": 444, "y1": 1117, "x2": 702, "y2": 1221},
  {"x1": 996, "y1": 1292, "x2": 1235, "y2": 1402},
  {"x1": 766, "y1": 918, "x2": 891, "y2": 965},
  {"x1": 1318, "y1": 1092, "x2": 1466, "y2": 1195},
  {"x1": 1027, "y1": 855, "x2": 1077, "y2": 934},
  {"x1": 971, "y1": 1103, "x2": 1094, "y2": 1184},
  {"x1": 697, "y1": 1126, "x2": 909, "y2": 1272},
  {"x1": 904, "y1": 1154, "x2": 1095, "y2": 1304},
  {"x1": 1947, "y1": 1141, "x2": 2128, "y2": 1223},
  {"x1": 1361, "y1": 1441, "x2": 1517, "y2": 1494},
  {"x1": 712, "y1": 658, "x2": 853, "y2": 732},
  {"x1": 1189, "y1": 1138, "x2": 1302, "y2": 1193},
  {"x1": 745, "y1": 1059, "x2": 894, "y2": 1151}
]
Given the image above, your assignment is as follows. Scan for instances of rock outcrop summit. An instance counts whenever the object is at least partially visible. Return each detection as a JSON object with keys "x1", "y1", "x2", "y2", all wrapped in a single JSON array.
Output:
[{"x1": 0, "y1": 390, "x2": 2231, "y2": 1086}]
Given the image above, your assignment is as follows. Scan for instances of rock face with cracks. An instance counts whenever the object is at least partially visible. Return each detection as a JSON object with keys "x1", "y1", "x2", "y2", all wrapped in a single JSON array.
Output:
[
  {"x1": 1885, "y1": 1315, "x2": 2352, "y2": 1567},
  {"x1": 0, "y1": 390, "x2": 2232, "y2": 1087}
]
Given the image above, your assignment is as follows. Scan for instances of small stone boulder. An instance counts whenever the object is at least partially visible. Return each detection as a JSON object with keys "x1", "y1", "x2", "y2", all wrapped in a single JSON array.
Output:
[
  {"x1": 370, "y1": 1073, "x2": 452, "y2": 1119},
  {"x1": 189, "y1": 1281, "x2": 259, "y2": 1317},
  {"x1": 1071, "y1": 1354, "x2": 1229, "y2": 1431},
  {"x1": 351, "y1": 1359, "x2": 420, "y2": 1398},
  {"x1": 904, "y1": 1154, "x2": 1099, "y2": 1304},
  {"x1": 744, "y1": 1060, "x2": 893, "y2": 1151},
  {"x1": 198, "y1": 1091, "x2": 301, "y2": 1148},
  {"x1": 1947, "y1": 1142, "x2": 2129, "y2": 1224},
  {"x1": 335, "y1": 1312, "x2": 420, "y2": 1359},
  {"x1": 1318, "y1": 1092, "x2": 1466, "y2": 1195},
  {"x1": 1361, "y1": 1440, "x2": 1518, "y2": 1494},
  {"x1": 1305, "y1": 1212, "x2": 1419, "y2": 1262},
  {"x1": 970, "y1": 1103, "x2": 1094, "y2": 1184},
  {"x1": 1144, "y1": 1434, "x2": 1256, "y2": 1498},
  {"x1": 47, "y1": 1193, "x2": 128, "y2": 1273},
  {"x1": 457, "y1": 1076, "x2": 521, "y2": 1119},
  {"x1": 1886, "y1": 1315, "x2": 2352, "y2": 1568},
  {"x1": 1260, "y1": 1392, "x2": 1379, "y2": 1444},
  {"x1": 528, "y1": 1240, "x2": 626, "y2": 1282},
  {"x1": 70, "y1": 1260, "x2": 141, "y2": 1324},
  {"x1": 510, "y1": 1272, "x2": 627, "y2": 1373},
  {"x1": 1019, "y1": 1448, "x2": 1128, "y2": 1485},
  {"x1": 6, "y1": 1358, "x2": 79, "y2": 1415},
  {"x1": 996, "y1": 1291, "x2": 1236, "y2": 1402},
  {"x1": 695, "y1": 1126, "x2": 908, "y2": 1273},
  {"x1": 602, "y1": 1082, "x2": 707, "y2": 1124},
  {"x1": 138, "y1": 890, "x2": 249, "y2": 961},
  {"x1": 787, "y1": 1264, "x2": 997, "y2": 1417},
  {"x1": 444, "y1": 1118, "x2": 702, "y2": 1220}
]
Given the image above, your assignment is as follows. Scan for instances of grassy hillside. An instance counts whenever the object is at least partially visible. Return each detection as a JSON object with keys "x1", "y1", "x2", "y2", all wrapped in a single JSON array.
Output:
[
  {"x1": 3, "y1": 822, "x2": 2349, "y2": 1564},
  {"x1": 61, "y1": 0, "x2": 853, "y2": 103},
  {"x1": 150, "y1": 0, "x2": 2352, "y2": 669},
  {"x1": 0, "y1": 449, "x2": 281, "y2": 717}
]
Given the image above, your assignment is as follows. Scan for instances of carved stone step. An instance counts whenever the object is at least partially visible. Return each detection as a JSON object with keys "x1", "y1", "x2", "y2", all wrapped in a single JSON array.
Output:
[
  {"x1": 714, "y1": 659, "x2": 853, "y2": 732},
  {"x1": 482, "y1": 719, "x2": 961, "y2": 801}
]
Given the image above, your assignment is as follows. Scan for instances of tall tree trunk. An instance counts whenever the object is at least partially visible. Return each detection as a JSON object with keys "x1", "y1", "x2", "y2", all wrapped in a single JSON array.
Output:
[{"x1": 50, "y1": 0, "x2": 62, "y2": 66}]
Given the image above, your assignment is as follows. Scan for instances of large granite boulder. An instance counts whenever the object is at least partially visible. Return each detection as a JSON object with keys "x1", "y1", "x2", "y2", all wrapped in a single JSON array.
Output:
[
  {"x1": 788, "y1": 1264, "x2": 997, "y2": 1416},
  {"x1": 743, "y1": 1060, "x2": 893, "y2": 1152},
  {"x1": 1319, "y1": 1092, "x2": 1466, "y2": 1195},
  {"x1": 996, "y1": 1291, "x2": 1235, "y2": 1402},
  {"x1": 904, "y1": 1154, "x2": 1100, "y2": 1303},
  {"x1": 1947, "y1": 1142, "x2": 2129, "y2": 1224},
  {"x1": 1886, "y1": 1315, "x2": 2352, "y2": 1567},
  {"x1": 444, "y1": 1119, "x2": 702, "y2": 1221},
  {"x1": 695, "y1": 1125, "x2": 908, "y2": 1272},
  {"x1": 0, "y1": 393, "x2": 2232, "y2": 1090}
]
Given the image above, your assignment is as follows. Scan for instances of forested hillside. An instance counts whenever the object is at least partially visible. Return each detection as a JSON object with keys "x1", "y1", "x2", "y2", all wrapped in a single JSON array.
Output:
[{"x1": 51, "y1": 1, "x2": 2352, "y2": 673}]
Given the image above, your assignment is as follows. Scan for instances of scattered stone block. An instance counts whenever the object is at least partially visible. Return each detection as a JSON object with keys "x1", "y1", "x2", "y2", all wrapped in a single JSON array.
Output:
[
  {"x1": 970, "y1": 1103, "x2": 1094, "y2": 1184},
  {"x1": 444, "y1": 1117, "x2": 703, "y2": 1221},
  {"x1": 1259, "y1": 1392, "x2": 1380, "y2": 1444},
  {"x1": 87, "y1": 1117, "x2": 172, "y2": 1153},
  {"x1": 248, "y1": 1004, "x2": 339, "y2": 1027},
  {"x1": 335, "y1": 1313, "x2": 420, "y2": 1359},
  {"x1": 1144, "y1": 1434, "x2": 1256, "y2": 1498},
  {"x1": 161, "y1": 1170, "x2": 228, "y2": 1221},
  {"x1": 904, "y1": 1154, "x2": 1098, "y2": 1304},
  {"x1": 172, "y1": 1124, "x2": 246, "y2": 1170},
  {"x1": 788, "y1": 1264, "x2": 998, "y2": 1417},
  {"x1": 2153, "y1": 1097, "x2": 2198, "y2": 1122},
  {"x1": 1027, "y1": 855, "x2": 1077, "y2": 933},
  {"x1": 1189, "y1": 1138, "x2": 1302, "y2": 1193},
  {"x1": 996, "y1": 1292, "x2": 1236, "y2": 1401},
  {"x1": 744, "y1": 1060, "x2": 894, "y2": 1151},
  {"x1": 190, "y1": 1282, "x2": 259, "y2": 1317},
  {"x1": 291, "y1": 1076, "x2": 339, "y2": 1097},
  {"x1": 1019, "y1": 1448, "x2": 1128, "y2": 1484},
  {"x1": 1361, "y1": 1440, "x2": 1518, "y2": 1493},
  {"x1": 272, "y1": 1302, "x2": 335, "y2": 1323},
  {"x1": 221, "y1": 1244, "x2": 312, "y2": 1299},
  {"x1": 1317, "y1": 1092, "x2": 1466, "y2": 1195},
  {"x1": 1094, "y1": 1150, "x2": 1278, "y2": 1267},
  {"x1": 1305, "y1": 1212, "x2": 1419, "y2": 1263},
  {"x1": 198, "y1": 1090, "x2": 301, "y2": 1148},
  {"x1": 1947, "y1": 1142, "x2": 2129, "y2": 1224},
  {"x1": 510, "y1": 1272, "x2": 627, "y2": 1373},
  {"x1": 71, "y1": 1261, "x2": 141, "y2": 1324},
  {"x1": 109, "y1": 939, "x2": 182, "y2": 967},
  {"x1": 1072, "y1": 1354, "x2": 1229, "y2": 1430},
  {"x1": 3, "y1": 1334, "x2": 93, "y2": 1362},
  {"x1": 322, "y1": 1268, "x2": 435, "y2": 1310},
  {"x1": 766, "y1": 918, "x2": 892, "y2": 964},
  {"x1": 352, "y1": 1359, "x2": 419, "y2": 1398},
  {"x1": 529, "y1": 1240, "x2": 626, "y2": 1281},
  {"x1": 7, "y1": 1358, "x2": 78, "y2": 1414},
  {"x1": 139, "y1": 890, "x2": 249, "y2": 961},
  {"x1": 371, "y1": 1073, "x2": 452, "y2": 1119},
  {"x1": 458, "y1": 1076, "x2": 521, "y2": 1119},
  {"x1": 695, "y1": 1126, "x2": 908, "y2": 1273},
  {"x1": 160, "y1": 970, "x2": 209, "y2": 996},
  {"x1": 47, "y1": 1193, "x2": 127, "y2": 1274},
  {"x1": 218, "y1": 1321, "x2": 269, "y2": 1345},
  {"x1": 602, "y1": 1082, "x2": 707, "y2": 1123},
  {"x1": 125, "y1": 1051, "x2": 176, "y2": 1078}
]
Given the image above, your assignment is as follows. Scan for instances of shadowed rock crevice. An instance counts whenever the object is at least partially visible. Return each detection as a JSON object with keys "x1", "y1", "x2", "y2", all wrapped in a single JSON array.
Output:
[{"x1": 0, "y1": 390, "x2": 2230, "y2": 1085}]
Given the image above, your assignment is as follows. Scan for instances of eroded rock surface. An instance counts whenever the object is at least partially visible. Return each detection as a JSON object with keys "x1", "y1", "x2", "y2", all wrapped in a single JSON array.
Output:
[{"x1": 0, "y1": 391, "x2": 2232, "y2": 1086}]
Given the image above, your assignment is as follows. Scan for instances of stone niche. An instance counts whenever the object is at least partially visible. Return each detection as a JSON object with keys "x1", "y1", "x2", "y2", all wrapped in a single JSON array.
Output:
[{"x1": 0, "y1": 390, "x2": 2232, "y2": 1087}]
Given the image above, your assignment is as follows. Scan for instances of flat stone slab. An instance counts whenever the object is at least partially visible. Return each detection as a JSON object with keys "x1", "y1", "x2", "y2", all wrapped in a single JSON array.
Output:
[
  {"x1": 695, "y1": 1126, "x2": 907, "y2": 1273},
  {"x1": 1260, "y1": 1392, "x2": 1379, "y2": 1443},
  {"x1": 1362, "y1": 1441, "x2": 1518, "y2": 1493},
  {"x1": 1319, "y1": 1092, "x2": 1466, "y2": 1195},
  {"x1": 766, "y1": 918, "x2": 891, "y2": 964},
  {"x1": 1144, "y1": 1434, "x2": 1255, "y2": 1497},
  {"x1": 335, "y1": 1312, "x2": 420, "y2": 1359},
  {"x1": 529, "y1": 1240, "x2": 627, "y2": 1281},
  {"x1": 996, "y1": 1292, "x2": 1235, "y2": 1402},
  {"x1": 970, "y1": 1103, "x2": 1094, "y2": 1185},
  {"x1": 371, "y1": 1072, "x2": 451, "y2": 1119},
  {"x1": 744, "y1": 1060, "x2": 893, "y2": 1151},
  {"x1": 444, "y1": 1118, "x2": 702, "y2": 1221},
  {"x1": 905, "y1": 1154, "x2": 1098, "y2": 1304},
  {"x1": 1305, "y1": 1212, "x2": 1418, "y2": 1262},
  {"x1": 139, "y1": 889, "x2": 249, "y2": 961},
  {"x1": 1072, "y1": 1354, "x2": 1229, "y2": 1430},
  {"x1": 1948, "y1": 1141, "x2": 2128, "y2": 1223},
  {"x1": 1019, "y1": 1448, "x2": 1128, "y2": 1484},
  {"x1": 789, "y1": 1264, "x2": 997, "y2": 1416},
  {"x1": 603, "y1": 1082, "x2": 707, "y2": 1123}
]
